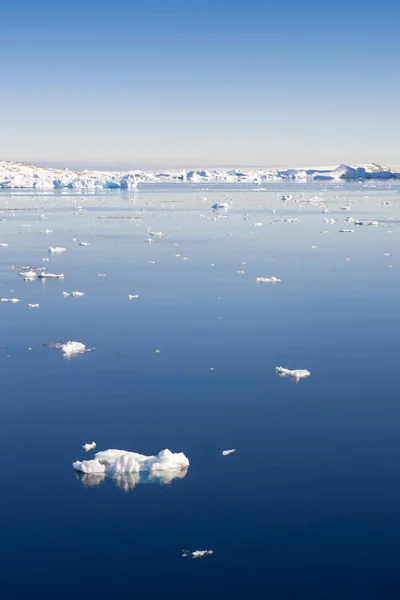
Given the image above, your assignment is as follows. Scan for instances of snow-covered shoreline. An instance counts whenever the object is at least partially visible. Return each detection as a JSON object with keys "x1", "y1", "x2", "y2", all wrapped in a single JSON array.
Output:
[{"x1": 0, "y1": 160, "x2": 399, "y2": 189}]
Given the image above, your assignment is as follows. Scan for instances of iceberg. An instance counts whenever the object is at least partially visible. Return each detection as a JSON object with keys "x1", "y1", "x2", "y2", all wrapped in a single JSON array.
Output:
[
  {"x1": 222, "y1": 449, "x2": 236, "y2": 456},
  {"x1": 256, "y1": 277, "x2": 281, "y2": 283},
  {"x1": 61, "y1": 341, "x2": 87, "y2": 356},
  {"x1": 48, "y1": 246, "x2": 67, "y2": 254},
  {"x1": 275, "y1": 366, "x2": 311, "y2": 380},
  {"x1": 73, "y1": 448, "x2": 189, "y2": 478},
  {"x1": 82, "y1": 441, "x2": 96, "y2": 452},
  {"x1": 1, "y1": 298, "x2": 21, "y2": 303},
  {"x1": 38, "y1": 272, "x2": 64, "y2": 278},
  {"x1": 182, "y1": 550, "x2": 213, "y2": 559}
]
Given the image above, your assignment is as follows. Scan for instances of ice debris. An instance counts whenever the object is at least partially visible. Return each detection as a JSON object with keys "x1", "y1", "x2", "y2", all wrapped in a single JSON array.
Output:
[
  {"x1": 48, "y1": 246, "x2": 67, "y2": 253},
  {"x1": 222, "y1": 449, "x2": 236, "y2": 456},
  {"x1": 28, "y1": 303, "x2": 39, "y2": 308},
  {"x1": 211, "y1": 201, "x2": 231, "y2": 210},
  {"x1": 256, "y1": 277, "x2": 281, "y2": 283},
  {"x1": 1, "y1": 298, "x2": 21, "y2": 303},
  {"x1": 38, "y1": 272, "x2": 64, "y2": 278},
  {"x1": 82, "y1": 441, "x2": 97, "y2": 452},
  {"x1": 275, "y1": 366, "x2": 311, "y2": 380},
  {"x1": 61, "y1": 341, "x2": 87, "y2": 356},
  {"x1": 182, "y1": 550, "x2": 213, "y2": 559},
  {"x1": 71, "y1": 291, "x2": 85, "y2": 297},
  {"x1": 0, "y1": 243, "x2": 9, "y2": 247},
  {"x1": 128, "y1": 294, "x2": 139, "y2": 299},
  {"x1": 79, "y1": 242, "x2": 90, "y2": 247}
]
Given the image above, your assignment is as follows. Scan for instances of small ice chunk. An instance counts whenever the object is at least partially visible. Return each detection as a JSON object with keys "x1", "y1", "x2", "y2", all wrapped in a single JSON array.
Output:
[
  {"x1": 155, "y1": 349, "x2": 161, "y2": 354},
  {"x1": 19, "y1": 270, "x2": 37, "y2": 278},
  {"x1": 61, "y1": 341, "x2": 86, "y2": 356},
  {"x1": 148, "y1": 231, "x2": 163, "y2": 237},
  {"x1": 182, "y1": 550, "x2": 213, "y2": 559},
  {"x1": 28, "y1": 303, "x2": 39, "y2": 308},
  {"x1": 254, "y1": 222, "x2": 263, "y2": 227},
  {"x1": 0, "y1": 243, "x2": 9, "y2": 247},
  {"x1": 79, "y1": 242, "x2": 90, "y2": 246},
  {"x1": 222, "y1": 449, "x2": 236, "y2": 456},
  {"x1": 38, "y1": 272, "x2": 64, "y2": 278},
  {"x1": 281, "y1": 195, "x2": 293, "y2": 201},
  {"x1": 256, "y1": 277, "x2": 281, "y2": 283},
  {"x1": 1, "y1": 298, "x2": 21, "y2": 303},
  {"x1": 128, "y1": 294, "x2": 139, "y2": 299},
  {"x1": 82, "y1": 441, "x2": 97, "y2": 452},
  {"x1": 63, "y1": 292, "x2": 70, "y2": 297},
  {"x1": 71, "y1": 291, "x2": 85, "y2": 297},
  {"x1": 48, "y1": 246, "x2": 67, "y2": 253},
  {"x1": 275, "y1": 366, "x2": 311, "y2": 380}
]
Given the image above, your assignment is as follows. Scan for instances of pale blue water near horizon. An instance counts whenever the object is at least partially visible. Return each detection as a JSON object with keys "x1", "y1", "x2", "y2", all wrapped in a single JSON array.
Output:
[{"x1": 2, "y1": 182, "x2": 400, "y2": 599}]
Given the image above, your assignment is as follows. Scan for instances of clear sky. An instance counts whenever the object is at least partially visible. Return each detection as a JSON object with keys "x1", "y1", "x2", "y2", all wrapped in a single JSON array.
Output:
[{"x1": 1, "y1": 0, "x2": 399, "y2": 169}]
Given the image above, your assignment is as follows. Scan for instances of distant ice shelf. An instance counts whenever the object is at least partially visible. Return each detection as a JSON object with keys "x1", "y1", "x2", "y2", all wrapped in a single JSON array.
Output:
[{"x1": 0, "y1": 160, "x2": 399, "y2": 188}]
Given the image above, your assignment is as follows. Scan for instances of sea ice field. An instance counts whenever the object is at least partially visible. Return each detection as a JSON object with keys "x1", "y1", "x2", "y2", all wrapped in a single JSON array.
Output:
[{"x1": 2, "y1": 180, "x2": 400, "y2": 599}]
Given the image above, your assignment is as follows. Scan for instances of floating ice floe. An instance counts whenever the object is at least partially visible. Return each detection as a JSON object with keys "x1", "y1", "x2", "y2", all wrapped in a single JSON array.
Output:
[
  {"x1": 1, "y1": 298, "x2": 21, "y2": 303},
  {"x1": 254, "y1": 222, "x2": 263, "y2": 227},
  {"x1": 222, "y1": 449, "x2": 236, "y2": 456},
  {"x1": 71, "y1": 291, "x2": 85, "y2": 297},
  {"x1": 82, "y1": 441, "x2": 96, "y2": 452},
  {"x1": 38, "y1": 272, "x2": 64, "y2": 278},
  {"x1": 48, "y1": 246, "x2": 67, "y2": 253},
  {"x1": 148, "y1": 231, "x2": 164, "y2": 237},
  {"x1": 61, "y1": 341, "x2": 87, "y2": 356},
  {"x1": 128, "y1": 294, "x2": 139, "y2": 299},
  {"x1": 28, "y1": 303, "x2": 39, "y2": 308},
  {"x1": 0, "y1": 243, "x2": 9, "y2": 247},
  {"x1": 79, "y1": 242, "x2": 90, "y2": 246},
  {"x1": 73, "y1": 448, "x2": 189, "y2": 484},
  {"x1": 19, "y1": 270, "x2": 37, "y2": 279},
  {"x1": 182, "y1": 550, "x2": 213, "y2": 559},
  {"x1": 256, "y1": 277, "x2": 281, "y2": 283},
  {"x1": 275, "y1": 366, "x2": 311, "y2": 380}
]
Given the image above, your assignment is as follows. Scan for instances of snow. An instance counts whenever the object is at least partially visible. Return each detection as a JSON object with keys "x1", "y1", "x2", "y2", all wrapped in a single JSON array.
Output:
[
  {"x1": 1, "y1": 160, "x2": 399, "y2": 188},
  {"x1": 73, "y1": 448, "x2": 190, "y2": 480},
  {"x1": 275, "y1": 366, "x2": 311, "y2": 380}
]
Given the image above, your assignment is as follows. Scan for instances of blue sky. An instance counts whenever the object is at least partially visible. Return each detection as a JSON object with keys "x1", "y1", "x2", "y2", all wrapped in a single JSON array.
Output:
[{"x1": 1, "y1": 0, "x2": 399, "y2": 168}]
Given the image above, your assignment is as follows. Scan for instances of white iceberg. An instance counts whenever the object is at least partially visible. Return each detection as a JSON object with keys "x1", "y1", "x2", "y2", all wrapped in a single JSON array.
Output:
[
  {"x1": 71, "y1": 291, "x2": 85, "y2": 297},
  {"x1": 28, "y1": 303, "x2": 39, "y2": 308},
  {"x1": 182, "y1": 550, "x2": 213, "y2": 559},
  {"x1": 61, "y1": 341, "x2": 87, "y2": 356},
  {"x1": 73, "y1": 448, "x2": 189, "y2": 479},
  {"x1": 19, "y1": 270, "x2": 37, "y2": 279},
  {"x1": 128, "y1": 294, "x2": 139, "y2": 300},
  {"x1": 48, "y1": 246, "x2": 67, "y2": 253},
  {"x1": 275, "y1": 366, "x2": 311, "y2": 380},
  {"x1": 82, "y1": 441, "x2": 97, "y2": 452},
  {"x1": 79, "y1": 242, "x2": 90, "y2": 247},
  {"x1": 38, "y1": 272, "x2": 64, "y2": 278},
  {"x1": 0, "y1": 243, "x2": 9, "y2": 247},
  {"x1": 256, "y1": 277, "x2": 281, "y2": 283},
  {"x1": 1, "y1": 298, "x2": 21, "y2": 303},
  {"x1": 222, "y1": 449, "x2": 236, "y2": 456}
]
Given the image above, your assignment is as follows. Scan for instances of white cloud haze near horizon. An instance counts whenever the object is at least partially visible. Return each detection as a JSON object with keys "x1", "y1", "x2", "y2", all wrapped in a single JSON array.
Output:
[{"x1": 1, "y1": 0, "x2": 399, "y2": 169}]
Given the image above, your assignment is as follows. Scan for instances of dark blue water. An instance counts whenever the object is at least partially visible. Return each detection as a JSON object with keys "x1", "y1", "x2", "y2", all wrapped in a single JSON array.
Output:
[{"x1": 2, "y1": 183, "x2": 400, "y2": 599}]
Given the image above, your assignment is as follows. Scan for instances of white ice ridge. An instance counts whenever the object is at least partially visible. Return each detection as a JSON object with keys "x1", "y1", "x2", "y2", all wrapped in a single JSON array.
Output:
[
  {"x1": 73, "y1": 448, "x2": 189, "y2": 478},
  {"x1": 1, "y1": 160, "x2": 399, "y2": 188},
  {"x1": 256, "y1": 276, "x2": 281, "y2": 283},
  {"x1": 275, "y1": 366, "x2": 311, "y2": 380}
]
